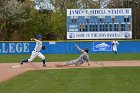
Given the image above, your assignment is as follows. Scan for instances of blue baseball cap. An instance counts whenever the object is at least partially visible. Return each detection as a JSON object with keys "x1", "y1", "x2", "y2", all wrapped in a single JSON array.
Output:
[{"x1": 36, "y1": 35, "x2": 42, "y2": 39}]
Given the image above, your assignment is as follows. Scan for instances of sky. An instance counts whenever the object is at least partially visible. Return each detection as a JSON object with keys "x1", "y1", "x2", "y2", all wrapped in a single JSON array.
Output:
[
  {"x1": 34, "y1": 0, "x2": 53, "y2": 10},
  {"x1": 34, "y1": 0, "x2": 110, "y2": 10}
]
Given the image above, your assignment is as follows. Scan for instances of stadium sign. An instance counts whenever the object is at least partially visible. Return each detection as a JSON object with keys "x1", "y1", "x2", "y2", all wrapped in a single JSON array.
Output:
[{"x1": 67, "y1": 8, "x2": 132, "y2": 39}]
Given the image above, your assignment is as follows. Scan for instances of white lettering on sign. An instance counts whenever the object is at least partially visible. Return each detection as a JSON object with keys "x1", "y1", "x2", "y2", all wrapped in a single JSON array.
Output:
[
  {"x1": 67, "y1": 32, "x2": 132, "y2": 39},
  {"x1": 9, "y1": 43, "x2": 15, "y2": 53},
  {"x1": 23, "y1": 43, "x2": 29, "y2": 52},
  {"x1": 69, "y1": 29, "x2": 78, "y2": 31},
  {"x1": 69, "y1": 25, "x2": 78, "y2": 28},
  {"x1": 67, "y1": 9, "x2": 132, "y2": 16},
  {"x1": 2, "y1": 43, "x2": 8, "y2": 53},
  {"x1": 0, "y1": 43, "x2": 29, "y2": 53}
]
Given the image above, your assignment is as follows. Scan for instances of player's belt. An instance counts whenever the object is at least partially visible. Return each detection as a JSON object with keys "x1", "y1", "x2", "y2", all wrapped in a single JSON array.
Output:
[{"x1": 34, "y1": 50, "x2": 39, "y2": 52}]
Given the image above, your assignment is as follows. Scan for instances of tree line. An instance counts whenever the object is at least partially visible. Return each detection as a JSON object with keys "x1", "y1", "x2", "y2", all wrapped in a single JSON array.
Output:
[{"x1": 0, "y1": 0, "x2": 140, "y2": 40}]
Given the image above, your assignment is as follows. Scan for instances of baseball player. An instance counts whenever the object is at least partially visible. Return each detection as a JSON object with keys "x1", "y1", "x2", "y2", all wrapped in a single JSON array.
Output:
[
  {"x1": 112, "y1": 40, "x2": 119, "y2": 54},
  {"x1": 21, "y1": 35, "x2": 46, "y2": 67},
  {"x1": 56, "y1": 44, "x2": 90, "y2": 67}
]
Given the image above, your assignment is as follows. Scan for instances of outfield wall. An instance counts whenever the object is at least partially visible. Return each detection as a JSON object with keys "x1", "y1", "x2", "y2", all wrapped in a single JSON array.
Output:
[{"x1": 0, "y1": 41, "x2": 140, "y2": 54}]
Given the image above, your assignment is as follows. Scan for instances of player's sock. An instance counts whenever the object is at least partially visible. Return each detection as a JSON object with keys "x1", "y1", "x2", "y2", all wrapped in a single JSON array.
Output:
[
  {"x1": 42, "y1": 59, "x2": 46, "y2": 65},
  {"x1": 22, "y1": 59, "x2": 28, "y2": 62}
]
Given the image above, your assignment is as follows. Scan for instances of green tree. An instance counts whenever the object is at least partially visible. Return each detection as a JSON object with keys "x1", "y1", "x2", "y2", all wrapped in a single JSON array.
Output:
[
  {"x1": 0, "y1": 0, "x2": 33, "y2": 40},
  {"x1": 48, "y1": 0, "x2": 100, "y2": 40},
  {"x1": 47, "y1": 12, "x2": 66, "y2": 40},
  {"x1": 26, "y1": 9, "x2": 52, "y2": 40},
  {"x1": 106, "y1": 0, "x2": 124, "y2": 8}
]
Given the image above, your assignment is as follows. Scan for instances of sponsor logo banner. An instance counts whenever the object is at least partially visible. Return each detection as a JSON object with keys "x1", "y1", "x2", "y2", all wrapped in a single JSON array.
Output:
[
  {"x1": 67, "y1": 32, "x2": 132, "y2": 39},
  {"x1": 93, "y1": 42, "x2": 112, "y2": 51}
]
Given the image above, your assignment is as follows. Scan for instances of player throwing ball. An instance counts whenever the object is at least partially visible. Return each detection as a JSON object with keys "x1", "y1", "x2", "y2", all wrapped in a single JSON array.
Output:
[
  {"x1": 56, "y1": 44, "x2": 90, "y2": 67},
  {"x1": 21, "y1": 35, "x2": 46, "y2": 67}
]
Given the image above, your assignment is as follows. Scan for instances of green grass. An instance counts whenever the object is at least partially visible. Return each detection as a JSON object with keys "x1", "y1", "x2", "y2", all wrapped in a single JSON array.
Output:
[
  {"x1": 0, "y1": 67, "x2": 140, "y2": 93},
  {"x1": 0, "y1": 53, "x2": 140, "y2": 63}
]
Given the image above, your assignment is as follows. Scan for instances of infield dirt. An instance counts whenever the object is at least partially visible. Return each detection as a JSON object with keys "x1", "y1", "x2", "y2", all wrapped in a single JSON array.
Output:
[{"x1": 0, "y1": 60, "x2": 140, "y2": 83}]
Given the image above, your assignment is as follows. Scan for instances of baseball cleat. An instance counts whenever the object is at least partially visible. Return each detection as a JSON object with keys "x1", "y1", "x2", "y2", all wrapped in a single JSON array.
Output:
[
  {"x1": 43, "y1": 64, "x2": 46, "y2": 67},
  {"x1": 20, "y1": 60, "x2": 23, "y2": 65},
  {"x1": 20, "y1": 62, "x2": 23, "y2": 65}
]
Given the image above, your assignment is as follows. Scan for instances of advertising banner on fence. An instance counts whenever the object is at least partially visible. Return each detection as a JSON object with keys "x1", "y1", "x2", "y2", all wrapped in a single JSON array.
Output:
[
  {"x1": 1, "y1": 41, "x2": 140, "y2": 54},
  {"x1": 93, "y1": 42, "x2": 112, "y2": 51}
]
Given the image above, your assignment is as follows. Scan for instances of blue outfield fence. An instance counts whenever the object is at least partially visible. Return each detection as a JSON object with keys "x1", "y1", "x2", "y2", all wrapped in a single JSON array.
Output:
[{"x1": 0, "y1": 41, "x2": 140, "y2": 54}]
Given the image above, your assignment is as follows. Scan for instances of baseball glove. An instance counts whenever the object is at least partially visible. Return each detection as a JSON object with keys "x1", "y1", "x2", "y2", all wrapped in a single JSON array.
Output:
[{"x1": 42, "y1": 45, "x2": 46, "y2": 50}]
